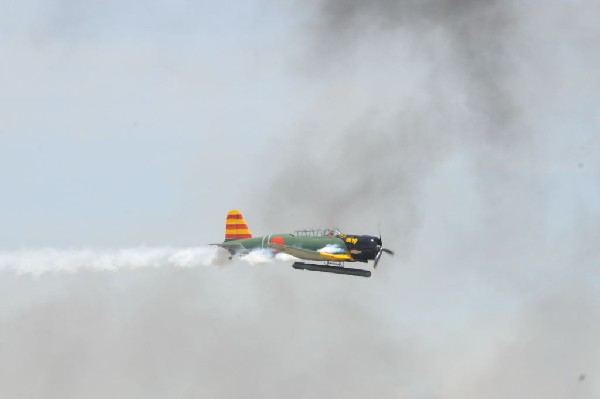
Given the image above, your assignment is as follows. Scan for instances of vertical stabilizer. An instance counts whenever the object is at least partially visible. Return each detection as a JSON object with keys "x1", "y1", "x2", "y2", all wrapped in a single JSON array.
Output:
[{"x1": 225, "y1": 210, "x2": 252, "y2": 241}]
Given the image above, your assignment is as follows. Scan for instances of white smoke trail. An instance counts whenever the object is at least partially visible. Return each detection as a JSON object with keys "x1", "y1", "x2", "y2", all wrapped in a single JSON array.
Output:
[
  {"x1": 240, "y1": 249, "x2": 299, "y2": 265},
  {"x1": 0, "y1": 246, "x2": 227, "y2": 277},
  {"x1": 0, "y1": 246, "x2": 301, "y2": 276}
]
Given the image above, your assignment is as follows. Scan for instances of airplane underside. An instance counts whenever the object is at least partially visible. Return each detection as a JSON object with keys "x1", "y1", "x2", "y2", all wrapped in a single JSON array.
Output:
[{"x1": 292, "y1": 261, "x2": 371, "y2": 278}]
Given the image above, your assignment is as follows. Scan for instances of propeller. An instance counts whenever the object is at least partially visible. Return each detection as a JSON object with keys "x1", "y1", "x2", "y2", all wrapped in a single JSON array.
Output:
[{"x1": 373, "y1": 232, "x2": 395, "y2": 269}]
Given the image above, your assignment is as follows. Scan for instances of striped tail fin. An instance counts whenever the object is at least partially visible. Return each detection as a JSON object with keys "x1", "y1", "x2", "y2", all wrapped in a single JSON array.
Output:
[{"x1": 225, "y1": 210, "x2": 252, "y2": 241}]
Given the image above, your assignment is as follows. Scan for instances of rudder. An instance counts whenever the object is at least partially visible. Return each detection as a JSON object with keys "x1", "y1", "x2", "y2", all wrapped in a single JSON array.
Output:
[{"x1": 225, "y1": 210, "x2": 252, "y2": 241}]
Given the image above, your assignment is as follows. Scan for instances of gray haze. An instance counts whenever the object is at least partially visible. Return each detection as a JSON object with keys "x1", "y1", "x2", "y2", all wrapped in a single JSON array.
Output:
[
  {"x1": 1, "y1": 0, "x2": 599, "y2": 398},
  {"x1": 255, "y1": 0, "x2": 600, "y2": 396}
]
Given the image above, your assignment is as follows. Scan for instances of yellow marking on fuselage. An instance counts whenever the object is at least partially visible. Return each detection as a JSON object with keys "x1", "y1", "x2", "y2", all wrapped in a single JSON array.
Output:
[{"x1": 319, "y1": 252, "x2": 353, "y2": 262}]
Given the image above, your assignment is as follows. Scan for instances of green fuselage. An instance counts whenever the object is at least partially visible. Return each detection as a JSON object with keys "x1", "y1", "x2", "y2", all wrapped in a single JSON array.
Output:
[
  {"x1": 224, "y1": 234, "x2": 345, "y2": 251},
  {"x1": 221, "y1": 233, "x2": 382, "y2": 263}
]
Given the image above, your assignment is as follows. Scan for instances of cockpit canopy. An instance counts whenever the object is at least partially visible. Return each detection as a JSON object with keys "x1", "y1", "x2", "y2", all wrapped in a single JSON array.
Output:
[{"x1": 293, "y1": 228, "x2": 341, "y2": 237}]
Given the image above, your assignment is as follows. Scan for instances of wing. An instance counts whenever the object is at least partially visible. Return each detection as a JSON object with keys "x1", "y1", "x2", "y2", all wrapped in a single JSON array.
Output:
[
  {"x1": 215, "y1": 241, "x2": 247, "y2": 255},
  {"x1": 268, "y1": 243, "x2": 353, "y2": 262}
]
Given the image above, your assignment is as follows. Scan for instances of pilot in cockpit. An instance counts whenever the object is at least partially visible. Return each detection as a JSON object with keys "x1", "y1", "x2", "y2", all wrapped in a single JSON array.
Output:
[{"x1": 324, "y1": 228, "x2": 341, "y2": 237}]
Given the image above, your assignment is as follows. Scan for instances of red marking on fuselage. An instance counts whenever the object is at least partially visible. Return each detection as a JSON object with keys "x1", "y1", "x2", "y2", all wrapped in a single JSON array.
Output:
[{"x1": 271, "y1": 236, "x2": 285, "y2": 245}]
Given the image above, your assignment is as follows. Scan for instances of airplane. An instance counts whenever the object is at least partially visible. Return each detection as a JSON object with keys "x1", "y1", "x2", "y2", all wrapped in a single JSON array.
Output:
[{"x1": 217, "y1": 210, "x2": 394, "y2": 277}]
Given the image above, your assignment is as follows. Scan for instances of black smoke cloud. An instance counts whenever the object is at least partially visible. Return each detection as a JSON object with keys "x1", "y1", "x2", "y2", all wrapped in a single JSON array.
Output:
[
  {"x1": 258, "y1": 0, "x2": 528, "y2": 241},
  {"x1": 249, "y1": 0, "x2": 600, "y2": 396},
  {"x1": 314, "y1": 0, "x2": 517, "y2": 132}
]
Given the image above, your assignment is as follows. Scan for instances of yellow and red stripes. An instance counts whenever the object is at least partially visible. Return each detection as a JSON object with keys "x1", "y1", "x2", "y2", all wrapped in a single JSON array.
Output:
[{"x1": 225, "y1": 210, "x2": 252, "y2": 240}]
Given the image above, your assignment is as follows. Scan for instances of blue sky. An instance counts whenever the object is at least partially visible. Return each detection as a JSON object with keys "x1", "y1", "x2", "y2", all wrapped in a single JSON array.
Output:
[
  {"x1": 2, "y1": 1, "x2": 597, "y2": 249},
  {"x1": 0, "y1": 1, "x2": 309, "y2": 247}
]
